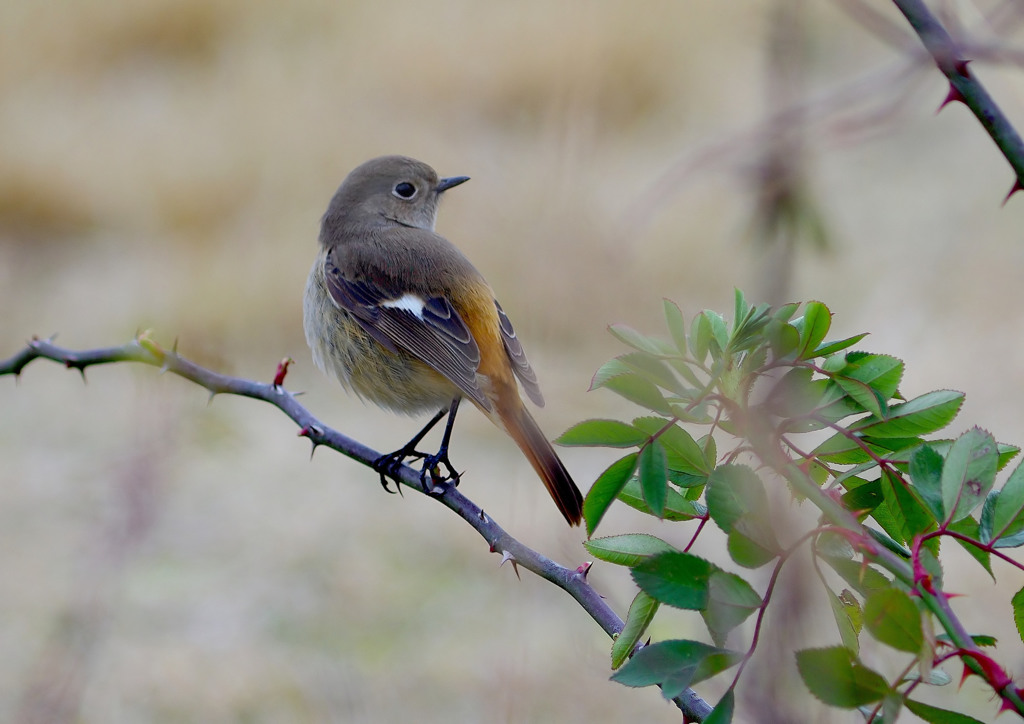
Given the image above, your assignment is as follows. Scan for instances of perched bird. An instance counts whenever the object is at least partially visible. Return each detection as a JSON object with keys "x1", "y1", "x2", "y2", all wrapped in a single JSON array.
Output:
[{"x1": 304, "y1": 155, "x2": 584, "y2": 526}]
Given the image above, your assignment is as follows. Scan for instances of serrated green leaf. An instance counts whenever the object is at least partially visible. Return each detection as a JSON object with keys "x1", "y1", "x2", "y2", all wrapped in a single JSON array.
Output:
[
  {"x1": 691, "y1": 313, "x2": 712, "y2": 363},
  {"x1": 600, "y1": 373, "x2": 674, "y2": 415},
  {"x1": 841, "y1": 479, "x2": 883, "y2": 518},
  {"x1": 991, "y1": 458, "x2": 1024, "y2": 543},
  {"x1": 814, "y1": 332, "x2": 869, "y2": 358},
  {"x1": 842, "y1": 352, "x2": 904, "y2": 399},
  {"x1": 827, "y1": 587, "x2": 862, "y2": 654},
  {"x1": 904, "y1": 699, "x2": 987, "y2": 724},
  {"x1": 639, "y1": 440, "x2": 668, "y2": 517},
  {"x1": 589, "y1": 357, "x2": 632, "y2": 390},
  {"x1": 701, "y1": 570, "x2": 762, "y2": 646},
  {"x1": 608, "y1": 323, "x2": 676, "y2": 357},
  {"x1": 663, "y1": 299, "x2": 688, "y2": 355},
  {"x1": 732, "y1": 288, "x2": 748, "y2": 331},
  {"x1": 704, "y1": 311, "x2": 730, "y2": 357},
  {"x1": 611, "y1": 640, "x2": 742, "y2": 698},
  {"x1": 584, "y1": 534, "x2": 676, "y2": 567},
  {"x1": 834, "y1": 375, "x2": 886, "y2": 418},
  {"x1": 863, "y1": 589, "x2": 923, "y2": 653},
  {"x1": 941, "y1": 427, "x2": 998, "y2": 522},
  {"x1": 631, "y1": 418, "x2": 709, "y2": 475},
  {"x1": 582, "y1": 453, "x2": 639, "y2": 535},
  {"x1": 880, "y1": 469, "x2": 937, "y2": 545},
  {"x1": 726, "y1": 525, "x2": 779, "y2": 569},
  {"x1": 1012, "y1": 586, "x2": 1024, "y2": 645},
  {"x1": 706, "y1": 464, "x2": 768, "y2": 533},
  {"x1": 851, "y1": 390, "x2": 964, "y2": 439},
  {"x1": 795, "y1": 646, "x2": 889, "y2": 707},
  {"x1": 822, "y1": 556, "x2": 892, "y2": 597},
  {"x1": 909, "y1": 444, "x2": 945, "y2": 520},
  {"x1": 617, "y1": 477, "x2": 706, "y2": 521},
  {"x1": 768, "y1": 320, "x2": 800, "y2": 359},
  {"x1": 611, "y1": 590, "x2": 660, "y2": 670},
  {"x1": 618, "y1": 352, "x2": 685, "y2": 394},
  {"x1": 794, "y1": 301, "x2": 832, "y2": 360},
  {"x1": 632, "y1": 552, "x2": 712, "y2": 609},
  {"x1": 555, "y1": 418, "x2": 649, "y2": 448}
]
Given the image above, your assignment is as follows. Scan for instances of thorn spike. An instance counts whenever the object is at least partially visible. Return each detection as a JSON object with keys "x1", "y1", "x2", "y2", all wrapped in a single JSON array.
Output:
[
  {"x1": 937, "y1": 83, "x2": 966, "y2": 113},
  {"x1": 1002, "y1": 179, "x2": 1023, "y2": 207}
]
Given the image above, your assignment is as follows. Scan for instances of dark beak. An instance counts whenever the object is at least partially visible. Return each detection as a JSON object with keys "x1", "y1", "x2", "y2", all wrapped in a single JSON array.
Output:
[{"x1": 437, "y1": 175, "x2": 470, "y2": 193}]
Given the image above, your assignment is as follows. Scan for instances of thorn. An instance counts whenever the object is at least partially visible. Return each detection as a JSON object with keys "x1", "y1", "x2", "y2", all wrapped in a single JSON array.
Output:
[
  {"x1": 1002, "y1": 179, "x2": 1023, "y2": 206},
  {"x1": 489, "y1": 542, "x2": 497, "y2": 553},
  {"x1": 207, "y1": 390, "x2": 217, "y2": 404},
  {"x1": 478, "y1": 509, "x2": 486, "y2": 521},
  {"x1": 954, "y1": 58, "x2": 971, "y2": 78},
  {"x1": 273, "y1": 357, "x2": 293, "y2": 388},
  {"x1": 576, "y1": 561, "x2": 593, "y2": 580},
  {"x1": 937, "y1": 83, "x2": 966, "y2": 113},
  {"x1": 499, "y1": 550, "x2": 521, "y2": 580}
]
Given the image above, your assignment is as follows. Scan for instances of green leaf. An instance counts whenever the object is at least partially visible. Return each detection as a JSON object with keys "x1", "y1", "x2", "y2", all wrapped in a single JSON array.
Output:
[
  {"x1": 631, "y1": 417, "x2": 709, "y2": 475},
  {"x1": 589, "y1": 357, "x2": 632, "y2": 390},
  {"x1": 608, "y1": 323, "x2": 676, "y2": 357},
  {"x1": 796, "y1": 646, "x2": 889, "y2": 708},
  {"x1": 690, "y1": 313, "x2": 712, "y2": 363},
  {"x1": 863, "y1": 589, "x2": 923, "y2": 653},
  {"x1": 904, "y1": 699, "x2": 987, "y2": 724},
  {"x1": 991, "y1": 458, "x2": 1024, "y2": 542},
  {"x1": 701, "y1": 569, "x2": 762, "y2": 646},
  {"x1": 704, "y1": 689, "x2": 735, "y2": 724},
  {"x1": 941, "y1": 427, "x2": 998, "y2": 522},
  {"x1": 611, "y1": 591, "x2": 660, "y2": 670},
  {"x1": 618, "y1": 352, "x2": 685, "y2": 394},
  {"x1": 584, "y1": 534, "x2": 676, "y2": 567},
  {"x1": 582, "y1": 453, "x2": 638, "y2": 535},
  {"x1": 617, "y1": 477, "x2": 706, "y2": 521},
  {"x1": 880, "y1": 469, "x2": 937, "y2": 544},
  {"x1": 793, "y1": 301, "x2": 832, "y2": 359},
  {"x1": 704, "y1": 311, "x2": 730, "y2": 356},
  {"x1": 632, "y1": 552, "x2": 712, "y2": 610},
  {"x1": 822, "y1": 556, "x2": 892, "y2": 597},
  {"x1": 663, "y1": 299, "x2": 688, "y2": 355},
  {"x1": 706, "y1": 464, "x2": 768, "y2": 533},
  {"x1": 841, "y1": 478, "x2": 883, "y2": 518},
  {"x1": 842, "y1": 352, "x2": 904, "y2": 400},
  {"x1": 814, "y1": 332, "x2": 869, "y2": 358},
  {"x1": 1012, "y1": 586, "x2": 1024, "y2": 645},
  {"x1": 909, "y1": 444, "x2": 945, "y2": 520},
  {"x1": 835, "y1": 375, "x2": 886, "y2": 418},
  {"x1": 827, "y1": 588, "x2": 862, "y2": 654},
  {"x1": 555, "y1": 418, "x2": 649, "y2": 448},
  {"x1": 611, "y1": 640, "x2": 741, "y2": 697},
  {"x1": 768, "y1": 320, "x2": 800, "y2": 359},
  {"x1": 639, "y1": 440, "x2": 668, "y2": 517},
  {"x1": 726, "y1": 524, "x2": 779, "y2": 569},
  {"x1": 851, "y1": 390, "x2": 964, "y2": 439},
  {"x1": 600, "y1": 373, "x2": 674, "y2": 415}
]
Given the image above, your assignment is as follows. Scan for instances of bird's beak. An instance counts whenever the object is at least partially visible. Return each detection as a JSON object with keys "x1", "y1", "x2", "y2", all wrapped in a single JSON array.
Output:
[{"x1": 437, "y1": 175, "x2": 470, "y2": 193}]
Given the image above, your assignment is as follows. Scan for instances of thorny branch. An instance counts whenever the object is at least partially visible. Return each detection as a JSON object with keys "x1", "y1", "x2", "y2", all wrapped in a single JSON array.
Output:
[{"x1": 0, "y1": 335, "x2": 713, "y2": 723}]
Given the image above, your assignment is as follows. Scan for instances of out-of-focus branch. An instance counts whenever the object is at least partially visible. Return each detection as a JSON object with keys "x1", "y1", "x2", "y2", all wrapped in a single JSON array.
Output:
[
  {"x1": 0, "y1": 335, "x2": 713, "y2": 723},
  {"x1": 893, "y1": 0, "x2": 1024, "y2": 198}
]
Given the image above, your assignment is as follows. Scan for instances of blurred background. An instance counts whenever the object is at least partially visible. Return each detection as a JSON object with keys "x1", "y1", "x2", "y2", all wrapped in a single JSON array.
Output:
[{"x1": 2, "y1": 1, "x2": 1024, "y2": 721}]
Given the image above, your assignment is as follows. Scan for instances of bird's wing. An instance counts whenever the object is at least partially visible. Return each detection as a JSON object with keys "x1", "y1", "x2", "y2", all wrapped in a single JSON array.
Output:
[
  {"x1": 495, "y1": 300, "x2": 544, "y2": 407},
  {"x1": 323, "y1": 251, "x2": 491, "y2": 411}
]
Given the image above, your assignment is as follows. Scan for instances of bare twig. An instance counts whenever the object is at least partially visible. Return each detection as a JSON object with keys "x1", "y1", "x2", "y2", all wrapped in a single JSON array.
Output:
[
  {"x1": 892, "y1": 0, "x2": 1024, "y2": 198},
  {"x1": 0, "y1": 335, "x2": 714, "y2": 722}
]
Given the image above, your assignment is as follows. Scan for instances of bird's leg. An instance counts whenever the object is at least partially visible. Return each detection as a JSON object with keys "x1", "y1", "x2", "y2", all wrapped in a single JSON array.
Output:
[
  {"x1": 420, "y1": 397, "x2": 462, "y2": 490},
  {"x1": 373, "y1": 403, "x2": 451, "y2": 493}
]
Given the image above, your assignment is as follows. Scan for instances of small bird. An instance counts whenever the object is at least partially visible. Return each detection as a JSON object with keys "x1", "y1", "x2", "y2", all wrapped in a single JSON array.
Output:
[{"x1": 304, "y1": 155, "x2": 584, "y2": 526}]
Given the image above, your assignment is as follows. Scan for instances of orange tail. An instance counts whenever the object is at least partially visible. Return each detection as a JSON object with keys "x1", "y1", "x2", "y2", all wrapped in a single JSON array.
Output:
[{"x1": 499, "y1": 404, "x2": 584, "y2": 526}]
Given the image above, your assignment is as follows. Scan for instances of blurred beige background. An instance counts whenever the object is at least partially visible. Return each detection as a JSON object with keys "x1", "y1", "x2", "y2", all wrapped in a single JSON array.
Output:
[{"x1": 2, "y1": 1, "x2": 1024, "y2": 722}]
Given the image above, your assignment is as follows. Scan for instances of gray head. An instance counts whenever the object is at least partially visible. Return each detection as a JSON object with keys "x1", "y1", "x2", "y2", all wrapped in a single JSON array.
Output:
[{"x1": 321, "y1": 156, "x2": 469, "y2": 241}]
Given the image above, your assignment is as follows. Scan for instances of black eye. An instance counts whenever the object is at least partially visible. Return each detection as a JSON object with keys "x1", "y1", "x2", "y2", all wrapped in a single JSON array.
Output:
[{"x1": 393, "y1": 182, "x2": 416, "y2": 199}]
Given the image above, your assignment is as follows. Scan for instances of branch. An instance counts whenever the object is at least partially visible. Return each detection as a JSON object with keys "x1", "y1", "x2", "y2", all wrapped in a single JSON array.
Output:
[
  {"x1": 1, "y1": 335, "x2": 713, "y2": 722},
  {"x1": 892, "y1": 0, "x2": 1024, "y2": 199}
]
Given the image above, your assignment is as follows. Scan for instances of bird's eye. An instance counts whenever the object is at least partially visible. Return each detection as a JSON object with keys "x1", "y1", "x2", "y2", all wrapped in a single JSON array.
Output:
[{"x1": 393, "y1": 182, "x2": 417, "y2": 199}]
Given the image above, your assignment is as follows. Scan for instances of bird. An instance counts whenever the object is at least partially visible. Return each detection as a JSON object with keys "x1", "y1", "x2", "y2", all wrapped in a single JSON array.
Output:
[{"x1": 303, "y1": 155, "x2": 584, "y2": 526}]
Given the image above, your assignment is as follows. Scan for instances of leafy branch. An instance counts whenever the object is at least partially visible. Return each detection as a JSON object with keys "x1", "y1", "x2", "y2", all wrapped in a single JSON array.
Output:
[
  {"x1": 0, "y1": 334, "x2": 712, "y2": 722},
  {"x1": 559, "y1": 292, "x2": 1024, "y2": 722}
]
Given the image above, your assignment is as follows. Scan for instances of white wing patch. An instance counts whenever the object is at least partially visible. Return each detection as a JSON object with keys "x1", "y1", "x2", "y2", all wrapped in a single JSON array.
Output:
[{"x1": 381, "y1": 293, "x2": 427, "y2": 320}]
